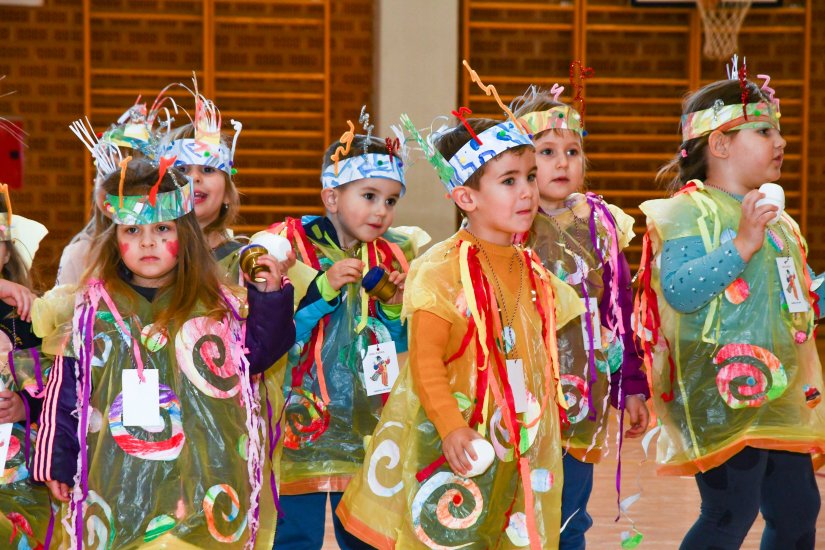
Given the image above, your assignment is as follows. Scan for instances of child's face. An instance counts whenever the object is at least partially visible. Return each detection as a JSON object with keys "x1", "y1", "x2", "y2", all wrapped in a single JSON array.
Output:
[
  {"x1": 327, "y1": 178, "x2": 403, "y2": 244},
  {"x1": 534, "y1": 129, "x2": 584, "y2": 209},
  {"x1": 179, "y1": 165, "x2": 227, "y2": 227},
  {"x1": 466, "y1": 150, "x2": 538, "y2": 238},
  {"x1": 116, "y1": 221, "x2": 179, "y2": 287},
  {"x1": 726, "y1": 126, "x2": 786, "y2": 189}
]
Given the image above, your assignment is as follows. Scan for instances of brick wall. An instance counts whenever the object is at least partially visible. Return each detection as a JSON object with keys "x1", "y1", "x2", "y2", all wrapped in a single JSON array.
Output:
[
  {"x1": 0, "y1": 0, "x2": 374, "y2": 286},
  {"x1": 0, "y1": 0, "x2": 83, "y2": 289}
]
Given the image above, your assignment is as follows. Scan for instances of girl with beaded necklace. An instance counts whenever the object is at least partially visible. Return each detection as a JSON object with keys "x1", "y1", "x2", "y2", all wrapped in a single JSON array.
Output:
[
  {"x1": 512, "y1": 85, "x2": 650, "y2": 550},
  {"x1": 636, "y1": 60, "x2": 825, "y2": 549}
]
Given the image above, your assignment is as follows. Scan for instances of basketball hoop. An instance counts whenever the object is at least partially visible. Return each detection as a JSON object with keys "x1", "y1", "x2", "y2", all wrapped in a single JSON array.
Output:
[{"x1": 696, "y1": 0, "x2": 753, "y2": 60}]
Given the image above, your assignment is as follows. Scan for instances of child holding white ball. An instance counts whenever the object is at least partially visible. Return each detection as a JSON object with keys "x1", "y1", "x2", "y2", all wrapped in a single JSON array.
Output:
[{"x1": 636, "y1": 61, "x2": 825, "y2": 549}]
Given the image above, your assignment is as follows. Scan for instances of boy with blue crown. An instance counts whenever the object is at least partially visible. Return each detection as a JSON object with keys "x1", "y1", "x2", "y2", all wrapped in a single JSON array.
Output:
[{"x1": 267, "y1": 114, "x2": 429, "y2": 549}]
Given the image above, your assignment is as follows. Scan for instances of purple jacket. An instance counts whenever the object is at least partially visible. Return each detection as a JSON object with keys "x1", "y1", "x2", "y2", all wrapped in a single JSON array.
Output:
[{"x1": 602, "y1": 251, "x2": 650, "y2": 408}]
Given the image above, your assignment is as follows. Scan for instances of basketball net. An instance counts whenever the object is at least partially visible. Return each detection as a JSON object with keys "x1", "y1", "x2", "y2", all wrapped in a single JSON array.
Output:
[{"x1": 697, "y1": 0, "x2": 753, "y2": 60}]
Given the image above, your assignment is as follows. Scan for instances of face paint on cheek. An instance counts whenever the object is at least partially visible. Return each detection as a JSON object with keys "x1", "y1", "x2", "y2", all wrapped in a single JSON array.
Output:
[
  {"x1": 165, "y1": 240, "x2": 179, "y2": 258},
  {"x1": 118, "y1": 242, "x2": 129, "y2": 256}
]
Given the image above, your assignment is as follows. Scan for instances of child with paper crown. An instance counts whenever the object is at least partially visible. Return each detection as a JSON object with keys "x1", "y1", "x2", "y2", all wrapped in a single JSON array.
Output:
[
  {"x1": 636, "y1": 57, "x2": 825, "y2": 548},
  {"x1": 512, "y1": 81, "x2": 650, "y2": 549},
  {"x1": 57, "y1": 92, "x2": 173, "y2": 287},
  {"x1": 336, "y1": 110, "x2": 583, "y2": 549},
  {"x1": 267, "y1": 115, "x2": 429, "y2": 549},
  {"x1": 30, "y1": 156, "x2": 295, "y2": 549},
  {"x1": 0, "y1": 183, "x2": 54, "y2": 549},
  {"x1": 160, "y1": 81, "x2": 246, "y2": 282}
]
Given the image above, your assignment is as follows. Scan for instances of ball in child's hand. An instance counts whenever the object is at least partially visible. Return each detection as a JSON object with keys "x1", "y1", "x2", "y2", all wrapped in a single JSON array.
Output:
[
  {"x1": 250, "y1": 231, "x2": 292, "y2": 262},
  {"x1": 756, "y1": 183, "x2": 784, "y2": 223},
  {"x1": 463, "y1": 438, "x2": 495, "y2": 477}
]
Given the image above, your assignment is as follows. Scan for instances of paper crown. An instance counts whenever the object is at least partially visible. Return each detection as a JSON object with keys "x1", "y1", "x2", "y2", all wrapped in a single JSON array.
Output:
[
  {"x1": 444, "y1": 120, "x2": 533, "y2": 191},
  {"x1": 519, "y1": 105, "x2": 584, "y2": 137},
  {"x1": 681, "y1": 100, "x2": 780, "y2": 142},
  {"x1": 158, "y1": 79, "x2": 241, "y2": 176},
  {"x1": 0, "y1": 183, "x2": 48, "y2": 270},
  {"x1": 321, "y1": 153, "x2": 406, "y2": 193},
  {"x1": 103, "y1": 160, "x2": 194, "y2": 225},
  {"x1": 681, "y1": 55, "x2": 782, "y2": 142}
]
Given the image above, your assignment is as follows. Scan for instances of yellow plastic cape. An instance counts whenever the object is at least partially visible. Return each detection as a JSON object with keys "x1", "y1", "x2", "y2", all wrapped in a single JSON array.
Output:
[
  {"x1": 337, "y1": 232, "x2": 582, "y2": 549},
  {"x1": 639, "y1": 181, "x2": 825, "y2": 475}
]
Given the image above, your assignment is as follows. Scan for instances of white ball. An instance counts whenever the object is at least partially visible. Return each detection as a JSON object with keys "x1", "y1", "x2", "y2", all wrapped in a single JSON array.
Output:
[
  {"x1": 250, "y1": 231, "x2": 292, "y2": 261},
  {"x1": 757, "y1": 183, "x2": 784, "y2": 223},
  {"x1": 464, "y1": 438, "x2": 495, "y2": 477}
]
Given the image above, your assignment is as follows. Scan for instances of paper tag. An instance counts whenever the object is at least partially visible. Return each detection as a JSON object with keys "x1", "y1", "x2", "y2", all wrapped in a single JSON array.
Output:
[
  {"x1": 580, "y1": 297, "x2": 602, "y2": 351},
  {"x1": 776, "y1": 257, "x2": 809, "y2": 313},
  {"x1": 122, "y1": 369, "x2": 161, "y2": 427},
  {"x1": 506, "y1": 359, "x2": 528, "y2": 414},
  {"x1": 0, "y1": 422, "x2": 12, "y2": 473},
  {"x1": 362, "y1": 341, "x2": 400, "y2": 396}
]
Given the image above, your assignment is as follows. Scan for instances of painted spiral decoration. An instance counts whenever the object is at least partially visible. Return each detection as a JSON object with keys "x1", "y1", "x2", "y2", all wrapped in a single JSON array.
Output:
[
  {"x1": 411, "y1": 471, "x2": 484, "y2": 548},
  {"x1": 202, "y1": 484, "x2": 247, "y2": 543},
  {"x1": 560, "y1": 374, "x2": 590, "y2": 424},
  {"x1": 108, "y1": 384, "x2": 185, "y2": 461},
  {"x1": 176, "y1": 317, "x2": 240, "y2": 399},
  {"x1": 366, "y1": 422, "x2": 404, "y2": 498},
  {"x1": 713, "y1": 343, "x2": 788, "y2": 409},
  {"x1": 283, "y1": 388, "x2": 331, "y2": 450}
]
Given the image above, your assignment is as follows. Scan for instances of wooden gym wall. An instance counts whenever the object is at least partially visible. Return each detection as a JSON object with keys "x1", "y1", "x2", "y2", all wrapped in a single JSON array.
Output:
[
  {"x1": 2, "y1": 0, "x2": 825, "y2": 285},
  {"x1": 461, "y1": 0, "x2": 817, "y2": 267},
  {"x1": 0, "y1": 0, "x2": 374, "y2": 287}
]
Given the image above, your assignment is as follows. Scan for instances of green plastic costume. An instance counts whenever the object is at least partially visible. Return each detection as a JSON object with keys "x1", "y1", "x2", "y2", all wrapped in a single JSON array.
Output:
[
  {"x1": 274, "y1": 217, "x2": 428, "y2": 495},
  {"x1": 0, "y1": 345, "x2": 54, "y2": 550},
  {"x1": 34, "y1": 283, "x2": 275, "y2": 549},
  {"x1": 638, "y1": 181, "x2": 825, "y2": 475}
]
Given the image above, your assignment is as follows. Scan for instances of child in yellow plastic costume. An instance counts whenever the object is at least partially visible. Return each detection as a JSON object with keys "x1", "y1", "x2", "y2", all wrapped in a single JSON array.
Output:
[
  {"x1": 269, "y1": 131, "x2": 429, "y2": 549},
  {"x1": 513, "y1": 86, "x2": 650, "y2": 549},
  {"x1": 337, "y1": 114, "x2": 583, "y2": 549},
  {"x1": 636, "y1": 60, "x2": 825, "y2": 548}
]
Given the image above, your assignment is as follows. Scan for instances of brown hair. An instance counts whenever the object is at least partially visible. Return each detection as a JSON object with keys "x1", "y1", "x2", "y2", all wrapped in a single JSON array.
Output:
[
  {"x1": 658, "y1": 79, "x2": 768, "y2": 192},
  {"x1": 321, "y1": 134, "x2": 399, "y2": 172},
  {"x1": 83, "y1": 158, "x2": 229, "y2": 333},
  {"x1": 166, "y1": 123, "x2": 240, "y2": 239},
  {"x1": 432, "y1": 117, "x2": 532, "y2": 190},
  {"x1": 0, "y1": 242, "x2": 32, "y2": 289}
]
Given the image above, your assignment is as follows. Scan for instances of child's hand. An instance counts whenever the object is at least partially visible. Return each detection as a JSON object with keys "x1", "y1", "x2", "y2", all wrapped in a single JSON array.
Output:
[
  {"x1": 0, "y1": 280, "x2": 35, "y2": 322},
  {"x1": 624, "y1": 395, "x2": 650, "y2": 439},
  {"x1": 46, "y1": 480, "x2": 71, "y2": 502},
  {"x1": 0, "y1": 391, "x2": 26, "y2": 424},
  {"x1": 442, "y1": 426, "x2": 483, "y2": 476},
  {"x1": 382, "y1": 270, "x2": 407, "y2": 305},
  {"x1": 733, "y1": 190, "x2": 779, "y2": 262},
  {"x1": 244, "y1": 253, "x2": 292, "y2": 293},
  {"x1": 326, "y1": 258, "x2": 365, "y2": 291}
]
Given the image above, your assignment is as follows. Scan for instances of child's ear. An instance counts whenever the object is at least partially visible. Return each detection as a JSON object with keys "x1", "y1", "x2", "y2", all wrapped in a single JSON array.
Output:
[
  {"x1": 451, "y1": 186, "x2": 476, "y2": 213},
  {"x1": 320, "y1": 187, "x2": 339, "y2": 213},
  {"x1": 707, "y1": 130, "x2": 730, "y2": 159}
]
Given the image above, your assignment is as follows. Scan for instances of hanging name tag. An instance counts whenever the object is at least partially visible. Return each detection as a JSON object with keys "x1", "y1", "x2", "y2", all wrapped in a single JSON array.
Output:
[
  {"x1": 776, "y1": 257, "x2": 809, "y2": 313},
  {"x1": 122, "y1": 369, "x2": 161, "y2": 427},
  {"x1": 0, "y1": 422, "x2": 12, "y2": 474},
  {"x1": 362, "y1": 341, "x2": 400, "y2": 396},
  {"x1": 506, "y1": 359, "x2": 528, "y2": 414},
  {"x1": 580, "y1": 297, "x2": 602, "y2": 351}
]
